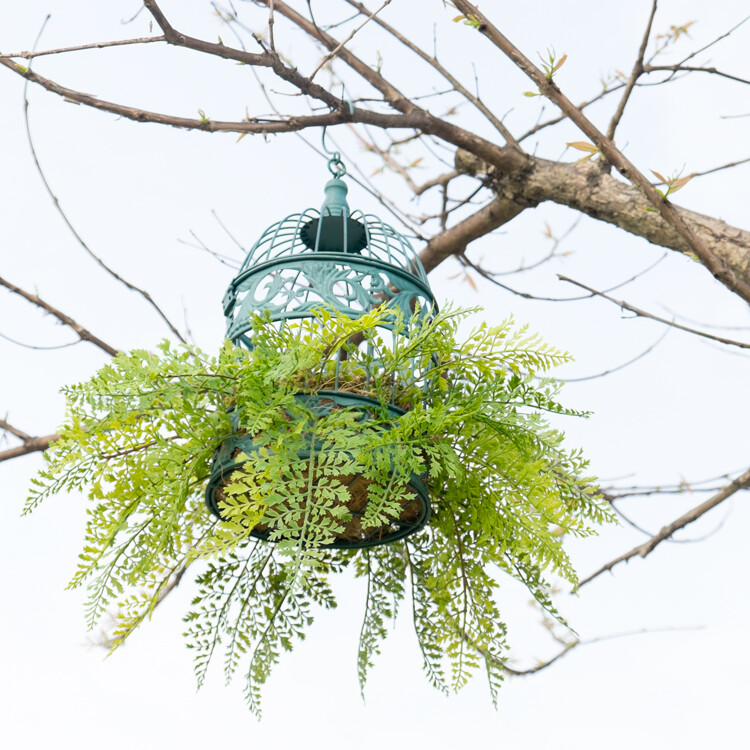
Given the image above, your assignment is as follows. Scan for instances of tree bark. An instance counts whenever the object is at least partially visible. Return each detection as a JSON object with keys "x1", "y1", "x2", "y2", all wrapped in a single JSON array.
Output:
[{"x1": 457, "y1": 150, "x2": 750, "y2": 293}]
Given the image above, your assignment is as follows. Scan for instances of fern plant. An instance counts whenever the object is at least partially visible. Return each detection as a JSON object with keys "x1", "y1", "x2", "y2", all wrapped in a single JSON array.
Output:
[{"x1": 28, "y1": 305, "x2": 612, "y2": 715}]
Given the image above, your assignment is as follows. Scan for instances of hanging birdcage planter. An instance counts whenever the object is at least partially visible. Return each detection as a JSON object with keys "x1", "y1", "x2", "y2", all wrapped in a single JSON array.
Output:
[
  {"x1": 29, "y1": 141, "x2": 610, "y2": 716},
  {"x1": 204, "y1": 156, "x2": 436, "y2": 548}
]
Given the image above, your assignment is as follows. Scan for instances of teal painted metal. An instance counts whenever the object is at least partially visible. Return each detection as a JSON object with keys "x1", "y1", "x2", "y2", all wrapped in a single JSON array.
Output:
[
  {"x1": 222, "y1": 175, "x2": 435, "y2": 348},
  {"x1": 205, "y1": 392, "x2": 431, "y2": 549},
  {"x1": 207, "y1": 169, "x2": 436, "y2": 548}
]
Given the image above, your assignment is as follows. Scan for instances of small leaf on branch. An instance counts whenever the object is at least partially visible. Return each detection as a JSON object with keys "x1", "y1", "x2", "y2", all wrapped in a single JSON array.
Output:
[
  {"x1": 551, "y1": 53, "x2": 568, "y2": 73},
  {"x1": 670, "y1": 173, "x2": 695, "y2": 193},
  {"x1": 567, "y1": 142, "x2": 599, "y2": 153}
]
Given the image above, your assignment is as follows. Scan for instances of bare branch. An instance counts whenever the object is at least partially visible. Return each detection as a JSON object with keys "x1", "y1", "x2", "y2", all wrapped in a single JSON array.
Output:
[
  {"x1": 259, "y1": 0, "x2": 415, "y2": 113},
  {"x1": 578, "y1": 466, "x2": 750, "y2": 588},
  {"x1": 0, "y1": 433, "x2": 59, "y2": 463},
  {"x1": 451, "y1": 0, "x2": 750, "y2": 305},
  {"x1": 309, "y1": 0, "x2": 393, "y2": 82},
  {"x1": 558, "y1": 275, "x2": 750, "y2": 350},
  {"x1": 560, "y1": 328, "x2": 669, "y2": 383},
  {"x1": 413, "y1": 169, "x2": 460, "y2": 196},
  {"x1": 343, "y1": 0, "x2": 520, "y2": 146},
  {"x1": 0, "y1": 419, "x2": 32, "y2": 441},
  {"x1": 606, "y1": 0, "x2": 658, "y2": 140},
  {"x1": 0, "y1": 275, "x2": 119, "y2": 356},
  {"x1": 19, "y1": 24, "x2": 186, "y2": 344},
  {"x1": 255, "y1": 0, "x2": 529, "y2": 175},
  {"x1": 0, "y1": 35, "x2": 165, "y2": 60},
  {"x1": 643, "y1": 63, "x2": 750, "y2": 86},
  {"x1": 419, "y1": 197, "x2": 525, "y2": 274}
]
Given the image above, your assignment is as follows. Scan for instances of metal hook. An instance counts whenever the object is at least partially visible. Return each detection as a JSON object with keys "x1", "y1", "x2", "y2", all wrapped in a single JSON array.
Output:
[{"x1": 321, "y1": 126, "x2": 347, "y2": 177}]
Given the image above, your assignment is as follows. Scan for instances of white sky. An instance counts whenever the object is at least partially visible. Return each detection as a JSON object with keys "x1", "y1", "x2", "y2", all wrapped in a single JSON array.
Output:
[{"x1": 1, "y1": 2, "x2": 749, "y2": 748}]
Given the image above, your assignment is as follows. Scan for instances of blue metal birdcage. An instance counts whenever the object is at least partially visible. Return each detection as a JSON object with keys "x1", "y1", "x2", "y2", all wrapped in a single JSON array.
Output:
[{"x1": 206, "y1": 155, "x2": 436, "y2": 548}]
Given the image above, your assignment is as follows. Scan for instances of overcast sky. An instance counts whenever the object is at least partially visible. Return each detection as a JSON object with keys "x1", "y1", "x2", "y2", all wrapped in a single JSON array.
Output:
[{"x1": 1, "y1": 2, "x2": 749, "y2": 748}]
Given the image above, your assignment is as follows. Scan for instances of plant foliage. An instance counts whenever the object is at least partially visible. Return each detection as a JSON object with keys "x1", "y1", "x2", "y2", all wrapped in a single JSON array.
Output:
[{"x1": 28, "y1": 305, "x2": 612, "y2": 716}]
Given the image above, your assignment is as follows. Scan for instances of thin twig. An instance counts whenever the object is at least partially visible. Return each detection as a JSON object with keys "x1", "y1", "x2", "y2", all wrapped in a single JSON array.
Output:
[
  {"x1": 606, "y1": 0, "x2": 658, "y2": 140},
  {"x1": 458, "y1": 250, "x2": 667, "y2": 303},
  {"x1": 451, "y1": 0, "x2": 750, "y2": 305},
  {"x1": 0, "y1": 329, "x2": 81, "y2": 350},
  {"x1": 609, "y1": 502, "x2": 730, "y2": 545},
  {"x1": 560, "y1": 328, "x2": 669, "y2": 383},
  {"x1": 558, "y1": 275, "x2": 750, "y2": 350},
  {"x1": 413, "y1": 169, "x2": 460, "y2": 196},
  {"x1": 578, "y1": 466, "x2": 750, "y2": 588},
  {"x1": 310, "y1": 0, "x2": 393, "y2": 82},
  {"x1": 690, "y1": 155, "x2": 750, "y2": 180},
  {"x1": 643, "y1": 64, "x2": 750, "y2": 86},
  {"x1": 0, "y1": 275, "x2": 119, "y2": 356},
  {"x1": 20, "y1": 19, "x2": 186, "y2": 343},
  {"x1": 343, "y1": 0, "x2": 519, "y2": 146},
  {"x1": 519, "y1": 83, "x2": 625, "y2": 143},
  {"x1": 0, "y1": 35, "x2": 165, "y2": 59},
  {"x1": 484, "y1": 625, "x2": 702, "y2": 676},
  {"x1": 674, "y1": 15, "x2": 750, "y2": 68}
]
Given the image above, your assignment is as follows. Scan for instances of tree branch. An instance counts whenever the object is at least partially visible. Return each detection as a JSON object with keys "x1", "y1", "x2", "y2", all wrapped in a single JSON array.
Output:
[
  {"x1": 0, "y1": 35, "x2": 165, "y2": 60},
  {"x1": 0, "y1": 275, "x2": 119, "y2": 356},
  {"x1": 343, "y1": 0, "x2": 519, "y2": 147},
  {"x1": 0, "y1": 419, "x2": 31, "y2": 441},
  {"x1": 22, "y1": 65, "x2": 187, "y2": 344},
  {"x1": 578, "y1": 466, "x2": 750, "y2": 588},
  {"x1": 0, "y1": 434, "x2": 59, "y2": 463},
  {"x1": 643, "y1": 63, "x2": 750, "y2": 86},
  {"x1": 451, "y1": 0, "x2": 750, "y2": 305},
  {"x1": 418, "y1": 197, "x2": 525, "y2": 273},
  {"x1": 606, "y1": 0, "x2": 658, "y2": 140},
  {"x1": 456, "y1": 151, "x2": 750, "y2": 298},
  {"x1": 558, "y1": 274, "x2": 750, "y2": 350}
]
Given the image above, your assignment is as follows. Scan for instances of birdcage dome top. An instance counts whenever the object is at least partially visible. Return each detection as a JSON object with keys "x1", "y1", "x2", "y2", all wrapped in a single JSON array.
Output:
[
  {"x1": 222, "y1": 175, "x2": 436, "y2": 346},
  {"x1": 234, "y1": 176, "x2": 429, "y2": 285}
]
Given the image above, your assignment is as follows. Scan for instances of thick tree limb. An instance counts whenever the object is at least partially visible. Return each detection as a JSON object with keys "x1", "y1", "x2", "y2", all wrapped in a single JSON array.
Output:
[
  {"x1": 578, "y1": 465, "x2": 750, "y2": 587},
  {"x1": 451, "y1": 0, "x2": 750, "y2": 305},
  {"x1": 419, "y1": 197, "x2": 525, "y2": 273},
  {"x1": 457, "y1": 151, "x2": 750, "y2": 296},
  {"x1": 0, "y1": 276, "x2": 119, "y2": 356},
  {"x1": 0, "y1": 434, "x2": 59, "y2": 463}
]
